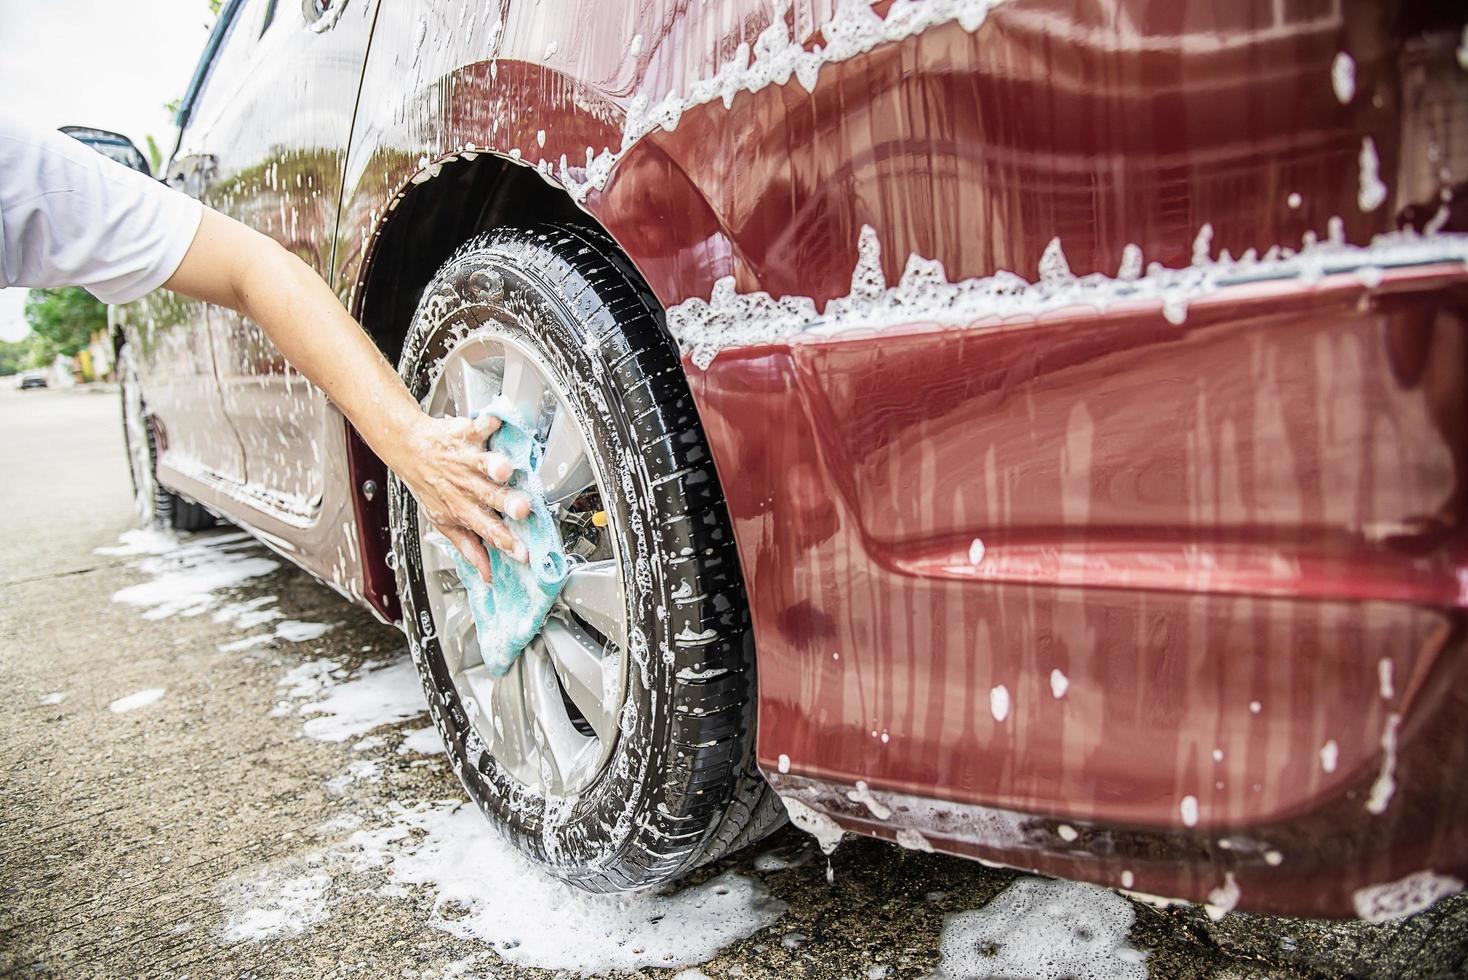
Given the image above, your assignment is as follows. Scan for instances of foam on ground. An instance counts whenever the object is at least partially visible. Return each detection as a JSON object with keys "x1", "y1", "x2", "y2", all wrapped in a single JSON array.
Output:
[
  {"x1": 108, "y1": 687, "x2": 166, "y2": 713},
  {"x1": 218, "y1": 871, "x2": 331, "y2": 942},
  {"x1": 109, "y1": 531, "x2": 278, "y2": 619},
  {"x1": 294, "y1": 659, "x2": 427, "y2": 742},
  {"x1": 931, "y1": 876, "x2": 1147, "y2": 979},
  {"x1": 344, "y1": 801, "x2": 786, "y2": 974}
]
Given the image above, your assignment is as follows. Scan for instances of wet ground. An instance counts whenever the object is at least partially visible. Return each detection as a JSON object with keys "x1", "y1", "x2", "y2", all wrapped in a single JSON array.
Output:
[{"x1": 2, "y1": 384, "x2": 1465, "y2": 980}]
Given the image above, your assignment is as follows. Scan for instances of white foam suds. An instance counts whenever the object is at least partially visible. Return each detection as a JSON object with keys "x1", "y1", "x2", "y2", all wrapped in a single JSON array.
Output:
[
  {"x1": 1049, "y1": 669, "x2": 1068, "y2": 699},
  {"x1": 213, "y1": 596, "x2": 282, "y2": 631},
  {"x1": 897, "y1": 828, "x2": 935, "y2": 852},
  {"x1": 398, "y1": 725, "x2": 444, "y2": 756},
  {"x1": 324, "y1": 759, "x2": 383, "y2": 796},
  {"x1": 223, "y1": 619, "x2": 333, "y2": 654},
  {"x1": 108, "y1": 531, "x2": 278, "y2": 620},
  {"x1": 1117, "y1": 243, "x2": 1143, "y2": 280},
  {"x1": 94, "y1": 527, "x2": 183, "y2": 556},
  {"x1": 346, "y1": 802, "x2": 785, "y2": 973},
  {"x1": 1352, "y1": 870, "x2": 1463, "y2": 923},
  {"x1": 1331, "y1": 51, "x2": 1356, "y2": 103},
  {"x1": 968, "y1": 537, "x2": 986, "y2": 566},
  {"x1": 549, "y1": 0, "x2": 1007, "y2": 203},
  {"x1": 931, "y1": 877, "x2": 1147, "y2": 979},
  {"x1": 294, "y1": 659, "x2": 427, "y2": 742},
  {"x1": 1378, "y1": 657, "x2": 1395, "y2": 699},
  {"x1": 622, "y1": 0, "x2": 1006, "y2": 151},
  {"x1": 1204, "y1": 872, "x2": 1240, "y2": 921},
  {"x1": 847, "y1": 780, "x2": 893, "y2": 819},
  {"x1": 1366, "y1": 712, "x2": 1402, "y2": 814},
  {"x1": 777, "y1": 753, "x2": 791, "y2": 773},
  {"x1": 1179, "y1": 795, "x2": 1199, "y2": 827},
  {"x1": 1320, "y1": 739, "x2": 1339, "y2": 773},
  {"x1": 108, "y1": 687, "x2": 166, "y2": 713},
  {"x1": 781, "y1": 796, "x2": 845, "y2": 855},
  {"x1": 274, "y1": 658, "x2": 341, "y2": 706},
  {"x1": 1358, "y1": 137, "x2": 1388, "y2": 212},
  {"x1": 277, "y1": 620, "x2": 333, "y2": 642},
  {"x1": 666, "y1": 222, "x2": 1468, "y2": 367},
  {"x1": 1287, "y1": 192, "x2": 1303, "y2": 209},
  {"x1": 219, "y1": 871, "x2": 330, "y2": 941},
  {"x1": 990, "y1": 684, "x2": 1010, "y2": 722}
]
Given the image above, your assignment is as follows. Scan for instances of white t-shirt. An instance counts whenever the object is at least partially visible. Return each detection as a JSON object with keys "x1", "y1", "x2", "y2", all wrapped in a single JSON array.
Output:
[{"x1": 0, "y1": 115, "x2": 203, "y2": 305}]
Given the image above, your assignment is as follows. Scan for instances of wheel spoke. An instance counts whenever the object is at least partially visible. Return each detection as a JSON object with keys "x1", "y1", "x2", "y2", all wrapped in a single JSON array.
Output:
[
  {"x1": 460, "y1": 359, "x2": 499, "y2": 418},
  {"x1": 458, "y1": 662, "x2": 498, "y2": 751},
  {"x1": 490, "y1": 657, "x2": 535, "y2": 772},
  {"x1": 541, "y1": 618, "x2": 617, "y2": 742},
  {"x1": 424, "y1": 371, "x2": 452, "y2": 418},
  {"x1": 420, "y1": 529, "x2": 459, "y2": 574},
  {"x1": 522, "y1": 639, "x2": 594, "y2": 786},
  {"x1": 560, "y1": 560, "x2": 624, "y2": 641},
  {"x1": 498, "y1": 345, "x2": 546, "y2": 421},
  {"x1": 540, "y1": 409, "x2": 595, "y2": 505},
  {"x1": 440, "y1": 596, "x2": 478, "y2": 673}
]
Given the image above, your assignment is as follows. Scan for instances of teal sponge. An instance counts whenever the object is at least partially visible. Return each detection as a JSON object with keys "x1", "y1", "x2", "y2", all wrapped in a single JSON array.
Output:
[{"x1": 429, "y1": 397, "x2": 571, "y2": 676}]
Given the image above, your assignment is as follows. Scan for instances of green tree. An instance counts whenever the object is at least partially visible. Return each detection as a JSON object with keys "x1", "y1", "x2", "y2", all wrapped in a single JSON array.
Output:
[
  {"x1": 0, "y1": 337, "x2": 34, "y2": 376},
  {"x1": 24, "y1": 288, "x2": 106, "y2": 359}
]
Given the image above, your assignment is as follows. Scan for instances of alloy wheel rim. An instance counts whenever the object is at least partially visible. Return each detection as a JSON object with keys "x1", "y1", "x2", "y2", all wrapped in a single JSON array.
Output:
[{"x1": 417, "y1": 332, "x2": 629, "y2": 797}]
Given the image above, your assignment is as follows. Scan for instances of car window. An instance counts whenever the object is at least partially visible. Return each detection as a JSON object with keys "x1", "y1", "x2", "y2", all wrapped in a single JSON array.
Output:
[{"x1": 186, "y1": 0, "x2": 270, "y2": 134}]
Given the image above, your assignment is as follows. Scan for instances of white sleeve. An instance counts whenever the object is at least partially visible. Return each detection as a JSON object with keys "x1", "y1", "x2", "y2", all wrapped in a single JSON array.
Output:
[{"x1": 0, "y1": 115, "x2": 204, "y2": 305}]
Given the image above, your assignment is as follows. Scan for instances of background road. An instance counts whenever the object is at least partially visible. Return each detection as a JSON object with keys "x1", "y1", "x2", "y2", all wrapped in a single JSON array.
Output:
[{"x1": 2, "y1": 384, "x2": 1464, "y2": 979}]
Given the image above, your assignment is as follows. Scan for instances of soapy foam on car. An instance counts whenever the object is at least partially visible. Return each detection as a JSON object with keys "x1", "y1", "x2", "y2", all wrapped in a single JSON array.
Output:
[{"x1": 666, "y1": 224, "x2": 1468, "y2": 368}]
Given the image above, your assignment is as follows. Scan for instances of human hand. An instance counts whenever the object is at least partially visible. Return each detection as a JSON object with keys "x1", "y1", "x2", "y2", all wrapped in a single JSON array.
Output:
[{"x1": 391, "y1": 413, "x2": 532, "y2": 581}]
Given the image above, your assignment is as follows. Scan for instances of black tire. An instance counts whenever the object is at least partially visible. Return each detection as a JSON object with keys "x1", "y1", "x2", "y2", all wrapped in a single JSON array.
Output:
[
  {"x1": 388, "y1": 223, "x2": 781, "y2": 891},
  {"x1": 118, "y1": 343, "x2": 215, "y2": 533}
]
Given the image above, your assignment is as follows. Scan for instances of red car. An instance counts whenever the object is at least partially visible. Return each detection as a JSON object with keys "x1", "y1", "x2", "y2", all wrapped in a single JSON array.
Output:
[{"x1": 105, "y1": 0, "x2": 1468, "y2": 920}]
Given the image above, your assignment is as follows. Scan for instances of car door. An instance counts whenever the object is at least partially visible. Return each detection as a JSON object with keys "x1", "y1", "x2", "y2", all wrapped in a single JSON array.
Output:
[{"x1": 186, "y1": 0, "x2": 378, "y2": 524}]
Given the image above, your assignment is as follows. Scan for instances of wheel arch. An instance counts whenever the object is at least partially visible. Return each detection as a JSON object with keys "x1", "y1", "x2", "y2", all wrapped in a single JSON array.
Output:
[
  {"x1": 351, "y1": 155, "x2": 599, "y2": 365},
  {"x1": 344, "y1": 154, "x2": 651, "y2": 624}
]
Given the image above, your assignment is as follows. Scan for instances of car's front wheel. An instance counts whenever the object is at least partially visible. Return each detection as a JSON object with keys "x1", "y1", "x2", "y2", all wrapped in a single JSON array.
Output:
[{"x1": 388, "y1": 224, "x2": 782, "y2": 891}]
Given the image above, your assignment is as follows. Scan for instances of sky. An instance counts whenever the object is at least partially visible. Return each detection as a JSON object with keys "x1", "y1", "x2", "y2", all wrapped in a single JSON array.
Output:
[{"x1": 0, "y1": 0, "x2": 212, "y2": 341}]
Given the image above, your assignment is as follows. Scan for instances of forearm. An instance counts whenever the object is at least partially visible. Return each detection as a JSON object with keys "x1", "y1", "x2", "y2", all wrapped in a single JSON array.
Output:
[
  {"x1": 164, "y1": 207, "x2": 425, "y2": 472},
  {"x1": 161, "y1": 207, "x2": 530, "y2": 573}
]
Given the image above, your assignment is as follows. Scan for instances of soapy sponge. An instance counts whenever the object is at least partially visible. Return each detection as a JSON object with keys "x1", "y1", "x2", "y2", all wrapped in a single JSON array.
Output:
[{"x1": 429, "y1": 397, "x2": 571, "y2": 676}]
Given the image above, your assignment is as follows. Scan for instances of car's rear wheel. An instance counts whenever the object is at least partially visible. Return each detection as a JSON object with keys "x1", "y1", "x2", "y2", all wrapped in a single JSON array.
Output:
[
  {"x1": 388, "y1": 224, "x2": 781, "y2": 891},
  {"x1": 118, "y1": 342, "x2": 214, "y2": 532}
]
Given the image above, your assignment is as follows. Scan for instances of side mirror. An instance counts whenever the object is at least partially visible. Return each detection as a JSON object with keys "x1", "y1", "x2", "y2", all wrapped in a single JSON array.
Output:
[{"x1": 59, "y1": 126, "x2": 151, "y2": 177}]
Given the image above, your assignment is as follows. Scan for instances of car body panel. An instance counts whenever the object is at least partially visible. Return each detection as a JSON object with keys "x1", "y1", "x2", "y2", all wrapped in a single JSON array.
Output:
[
  {"x1": 121, "y1": 0, "x2": 1468, "y2": 916},
  {"x1": 117, "y1": 0, "x2": 380, "y2": 599}
]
